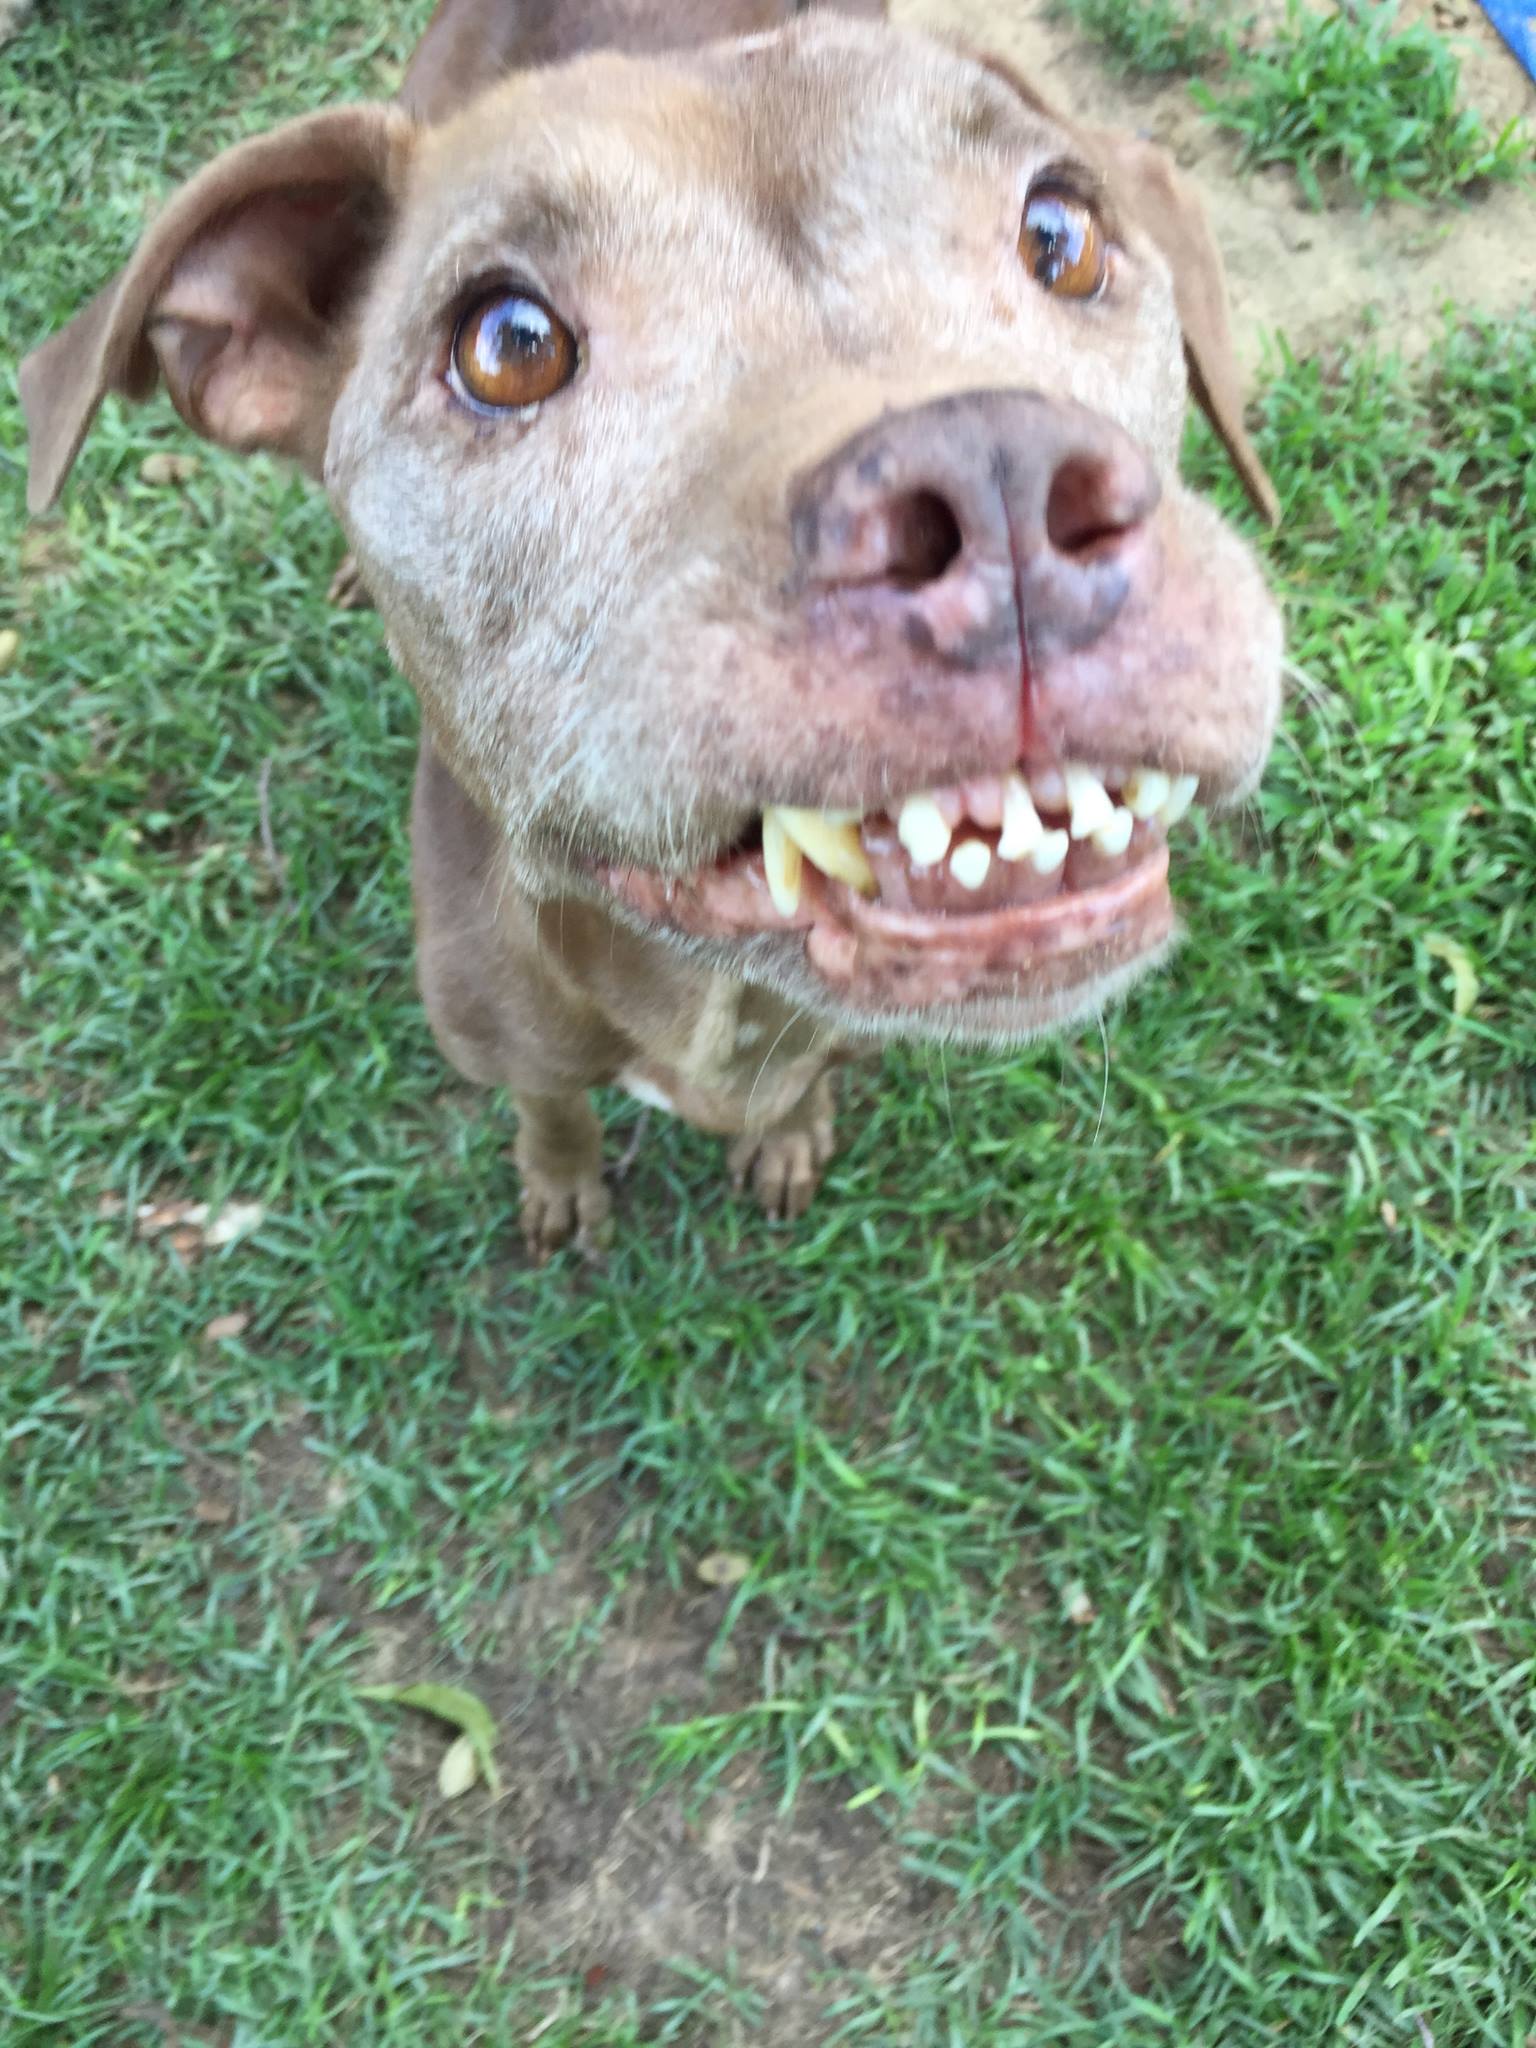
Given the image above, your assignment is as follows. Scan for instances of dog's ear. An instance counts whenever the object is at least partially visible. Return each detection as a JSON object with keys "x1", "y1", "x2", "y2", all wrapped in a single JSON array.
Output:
[
  {"x1": 1086, "y1": 127, "x2": 1278, "y2": 529},
  {"x1": 19, "y1": 103, "x2": 415, "y2": 514}
]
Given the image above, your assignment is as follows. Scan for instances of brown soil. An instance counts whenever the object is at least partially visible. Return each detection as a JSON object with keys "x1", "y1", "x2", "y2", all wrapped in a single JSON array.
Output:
[{"x1": 905, "y1": 0, "x2": 1536, "y2": 364}]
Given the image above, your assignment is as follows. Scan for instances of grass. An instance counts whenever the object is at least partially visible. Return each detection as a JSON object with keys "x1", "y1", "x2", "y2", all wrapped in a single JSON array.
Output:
[
  {"x1": 1200, "y1": 0, "x2": 1531, "y2": 207},
  {"x1": 1055, "y1": 0, "x2": 1530, "y2": 208},
  {"x1": 1046, "y1": 0, "x2": 1225, "y2": 76},
  {"x1": 4, "y1": 2, "x2": 1536, "y2": 2044}
]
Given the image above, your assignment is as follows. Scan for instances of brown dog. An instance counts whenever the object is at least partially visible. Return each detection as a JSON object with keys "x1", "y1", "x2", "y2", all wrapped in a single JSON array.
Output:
[{"x1": 20, "y1": 0, "x2": 1282, "y2": 1256}]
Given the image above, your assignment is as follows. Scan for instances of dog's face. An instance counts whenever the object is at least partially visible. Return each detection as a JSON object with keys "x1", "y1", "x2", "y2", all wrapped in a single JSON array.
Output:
[{"x1": 22, "y1": 17, "x2": 1282, "y2": 1044}]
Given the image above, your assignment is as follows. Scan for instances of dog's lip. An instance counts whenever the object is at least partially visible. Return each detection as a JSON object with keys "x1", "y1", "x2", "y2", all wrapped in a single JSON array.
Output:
[{"x1": 598, "y1": 833, "x2": 1175, "y2": 1013}]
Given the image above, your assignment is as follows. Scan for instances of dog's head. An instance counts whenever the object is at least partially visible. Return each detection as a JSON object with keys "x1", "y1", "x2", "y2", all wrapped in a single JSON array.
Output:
[{"x1": 21, "y1": 11, "x2": 1282, "y2": 1043}]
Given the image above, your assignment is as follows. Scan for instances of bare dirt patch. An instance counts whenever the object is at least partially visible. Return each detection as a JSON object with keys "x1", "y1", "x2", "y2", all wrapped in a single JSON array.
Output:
[{"x1": 905, "y1": 0, "x2": 1536, "y2": 363}]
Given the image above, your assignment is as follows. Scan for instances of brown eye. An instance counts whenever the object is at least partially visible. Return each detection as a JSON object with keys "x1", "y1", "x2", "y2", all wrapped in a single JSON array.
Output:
[
  {"x1": 450, "y1": 289, "x2": 577, "y2": 411},
  {"x1": 1019, "y1": 187, "x2": 1107, "y2": 300}
]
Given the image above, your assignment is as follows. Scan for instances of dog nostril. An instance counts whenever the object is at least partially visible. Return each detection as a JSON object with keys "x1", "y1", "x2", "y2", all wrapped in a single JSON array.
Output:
[
  {"x1": 1045, "y1": 455, "x2": 1145, "y2": 560},
  {"x1": 879, "y1": 489, "x2": 964, "y2": 587}
]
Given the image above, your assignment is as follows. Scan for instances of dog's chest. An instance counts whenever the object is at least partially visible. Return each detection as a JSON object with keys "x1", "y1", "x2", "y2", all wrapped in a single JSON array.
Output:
[{"x1": 618, "y1": 975, "x2": 833, "y2": 1135}]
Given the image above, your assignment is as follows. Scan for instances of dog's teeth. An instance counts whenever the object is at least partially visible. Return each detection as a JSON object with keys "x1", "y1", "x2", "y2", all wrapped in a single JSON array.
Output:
[
  {"x1": 762, "y1": 810, "x2": 804, "y2": 918},
  {"x1": 1027, "y1": 764, "x2": 1067, "y2": 811},
  {"x1": 961, "y1": 777, "x2": 1006, "y2": 829},
  {"x1": 1123, "y1": 768, "x2": 1171, "y2": 821},
  {"x1": 772, "y1": 807, "x2": 876, "y2": 895},
  {"x1": 1158, "y1": 773, "x2": 1200, "y2": 828},
  {"x1": 1090, "y1": 805, "x2": 1134, "y2": 857},
  {"x1": 1029, "y1": 827, "x2": 1069, "y2": 875},
  {"x1": 997, "y1": 773, "x2": 1043, "y2": 860},
  {"x1": 1064, "y1": 762, "x2": 1115, "y2": 840},
  {"x1": 949, "y1": 838, "x2": 992, "y2": 890},
  {"x1": 897, "y1": 793, "x2": 954, "y2": 868}
]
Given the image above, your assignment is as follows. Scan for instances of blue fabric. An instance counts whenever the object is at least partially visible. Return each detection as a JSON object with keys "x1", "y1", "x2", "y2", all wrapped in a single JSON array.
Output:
[{"x1": 1476, "y1": 0, "x2": 1536, "y2": 84}]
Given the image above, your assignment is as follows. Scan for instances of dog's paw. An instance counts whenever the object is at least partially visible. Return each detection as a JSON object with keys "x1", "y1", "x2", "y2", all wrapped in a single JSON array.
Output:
[
  {"x1": 728, "y1": 1115, "x2": 835, "y2": 1224},
  {"x1": 519, "y1": 1171, "x2": 613, "y2": 1264},
  {"x1": 327, "y1": 552, "x2": 374, "y2": 611}
]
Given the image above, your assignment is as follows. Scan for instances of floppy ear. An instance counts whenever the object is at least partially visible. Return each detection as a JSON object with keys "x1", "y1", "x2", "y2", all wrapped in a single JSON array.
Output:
[
  {"x1": 19, "y1": 103, "x2": 415, "y2": 514},
  {"x1": 1086, "y1": 127, "x2": 1279, "y2": 529}
]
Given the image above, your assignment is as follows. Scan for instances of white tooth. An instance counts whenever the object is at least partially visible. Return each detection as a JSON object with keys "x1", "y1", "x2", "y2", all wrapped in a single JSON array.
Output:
[
  {"x1": 761, "y1": 809, "x2": 803, "y2": 918},
  {"x1": 774, "y1": 807, "x2": 876, "y2": 895},
  {"x1": 897, "y1": 793, "x2": 954, "y2": 869},
  {"x1": 1158, "y1": 773, "x2": 1200, "y2": 828},
  {"x1": 1090, "y1": 805, "x2": 1134, "y2": 858},
  {"x1": 997, "y1": 773, "x2": 1043, "y2": 860},
  {"x1": 1123, "y1": 768, "x2": 1171, "y2": 821},
  {"x1": 949, "y1": 838, "x2": 992, "y2": 890},
  {"x1": 1027, "y1": 765, "x2": 1067, "y2": 811},
  {"x1": 1064, "y1": 762, "x2": 1115, "y2": 840},
  {"x1": 1029, "y1": 827, "x2": 1069, "y2": 875}
]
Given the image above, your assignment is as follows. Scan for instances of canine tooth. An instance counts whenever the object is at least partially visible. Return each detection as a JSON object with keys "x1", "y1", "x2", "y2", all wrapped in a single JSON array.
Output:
[
  {"x1": 1064, "y1": 762, "x2": 1115, "y2": 839},
  {"x1": 897, "y1": 793, "x2": 954, "y2": 868},
  {"x1": 997, "y1": 773, "x2": 1043, "y2": 860},
  {"x1": 762, "y1": 810, "x2": 804, "y2": 918},
  {"x1": 774, "y1": 807, "x2": 876, "y2": 895},
  {"x1": 1159, "y1": 773, "x2": 1199, "y2": 828},
  {"x1": 949, "y1": 839, "x2": 992, "y2": 890},
  {"x1": 1029, "y1": 828, "x2": 1069, "y2": 875},
  {"x1": 1123, "y1": 768, "x2": 1171, "y2": 821},
  {"x1": 1091, "y1": 805, "x2": 1134, "y2": 858}
]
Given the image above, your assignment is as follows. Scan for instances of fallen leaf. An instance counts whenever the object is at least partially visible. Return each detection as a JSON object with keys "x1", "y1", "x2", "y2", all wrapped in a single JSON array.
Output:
[
  {"x1": 169, "y1": 1227, "x2": 202, "y2": 1259},
  {"x1": 202, "y1": 1311, "x2": 250, "y2": 1342},
  {"x1": 96, "y1": 1193, "x2": 125, "y2": 1218},
  {"x1": 0, "y1": 629, "x2": 19, "y2": 675},
  {"x1": 1064, "y1": 1583, "x2": 1095, "y2": 1628},
  {"x1": 1423, "y1": 934, "x2": 1478, "y2": 1018},
  {"x1": 193, "y1": 1496, "x2": 233, "y2": 1525},
  {"x1": 696, "y1": 1551, "x2": 751, "y2": 1589},
  {"x1": 135, "y1": 1200, "x2": 208, "y2": 1237},
  {"x1": 437, "y1": 1732, "x2": 480, "y2": 1798},
  {"x1": 1380, "y1": 1200, "x2": 1399, "y2": 1231},
  {"x1": 203, "y1": 1200, "x2": 265, "y2": 1248},
  {"x1": 358, "y1": 1680, "x2": 502, "y2": 1793},
  {"x1": 139, "y1": 451, "x2": 200, "y2": 485}
]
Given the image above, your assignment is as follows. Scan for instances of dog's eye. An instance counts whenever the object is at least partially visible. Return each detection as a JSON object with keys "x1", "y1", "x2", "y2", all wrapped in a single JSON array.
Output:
[
  {"x1": 1019, "y1": 187, "x2": 1107, "y2": 300},
  {"x1": 450, "y1": 290, "x2": 577, "y2": 410}
]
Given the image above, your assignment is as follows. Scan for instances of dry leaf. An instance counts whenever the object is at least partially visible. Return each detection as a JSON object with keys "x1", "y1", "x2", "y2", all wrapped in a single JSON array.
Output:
[
  {"x1": 204, "y1": 1200, "x2": 265, "y2": 1248},
  {"x1": 359, "y1": 1680, "x2": 502, "y2": 1793},
  {"x1": 0, "y1": 629, "x2": 19, "y2": 675},
  {"x1": 1380, "y1": 1200, "x2": 1399, "y2": 1231},
  {"x1": 96, "y1": 1193, "x2": 125, "y2": 1218},
  {"x1": 169, "y1": 1227, "x2": 202, "y2": 1259},
  {"x1": 202, "y1": 1312, "x2": 250, "y2": 1342},
  {"x1": 437, "y1": 1732, "x2": 480, "y2": 1799},
  {"x1": 696, "y1": 1551, "x2": 751, "y2": 1589},
  {"x1": 140, "y1": 452, "x2": 200, "y2": 486},
  {"x1": 1064, "y1": 1583, "x2": 1095, "y2": 1628},
  {"x1": 136, "y1": 1200, "x2": 208, "y2": 1238},
  {"x1": 193, "y1": 1496, "x2": 233, "y2": 1525}
]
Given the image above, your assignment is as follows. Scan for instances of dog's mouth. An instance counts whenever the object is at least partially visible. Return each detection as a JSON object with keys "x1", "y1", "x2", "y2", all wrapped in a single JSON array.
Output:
[{"x1": 602, "y1": 758, "x2": 1196, "y2": 1017}]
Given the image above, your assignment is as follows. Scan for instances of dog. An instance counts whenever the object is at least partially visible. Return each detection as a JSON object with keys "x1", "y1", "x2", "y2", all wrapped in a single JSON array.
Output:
[{"x1": 20, "y1": 0, "x2": 1283, "y2": 1257}]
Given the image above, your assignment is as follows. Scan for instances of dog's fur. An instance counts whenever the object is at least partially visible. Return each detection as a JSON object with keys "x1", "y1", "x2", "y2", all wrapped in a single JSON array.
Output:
[{"x1": 20, "y1": 0, "x2": 1282, "y2": 1254}]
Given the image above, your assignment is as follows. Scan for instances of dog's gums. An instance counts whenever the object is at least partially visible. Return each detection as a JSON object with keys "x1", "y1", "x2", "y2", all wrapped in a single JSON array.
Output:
[{"x1": 603, "y1": 756, "x2": 1188, "y2": 1012}]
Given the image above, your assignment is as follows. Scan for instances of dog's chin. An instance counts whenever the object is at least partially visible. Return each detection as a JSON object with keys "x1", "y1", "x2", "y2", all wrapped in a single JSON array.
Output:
[{"x1": 594, "y1": 824, "x2": 1179, "y2": 1044}]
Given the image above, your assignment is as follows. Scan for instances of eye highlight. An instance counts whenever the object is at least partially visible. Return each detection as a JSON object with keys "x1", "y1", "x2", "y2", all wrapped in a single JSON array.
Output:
[
  {"x1": 450, "y1": 289, "x2": 577, "y2": 411},
  {"x1": 1019, "y1": 185, "x2": 1108, "y2": 300}
]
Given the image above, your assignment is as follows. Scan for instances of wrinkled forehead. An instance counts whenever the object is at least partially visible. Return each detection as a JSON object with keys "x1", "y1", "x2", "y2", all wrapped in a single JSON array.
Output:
[{"x1": 402, "y1": 21, "x2": 1089, "y2": 290}]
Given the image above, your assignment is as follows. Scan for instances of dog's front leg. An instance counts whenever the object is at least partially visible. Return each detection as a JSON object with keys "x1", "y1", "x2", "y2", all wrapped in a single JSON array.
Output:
[{"x1": 512, "y1": 1089, "x2": 612, "y2": 1262}]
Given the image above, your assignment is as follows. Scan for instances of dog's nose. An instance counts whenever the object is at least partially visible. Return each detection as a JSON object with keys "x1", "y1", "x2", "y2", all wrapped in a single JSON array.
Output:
[{"x1": 789, "y1": 390, "x2": 1161, "y2": 657}]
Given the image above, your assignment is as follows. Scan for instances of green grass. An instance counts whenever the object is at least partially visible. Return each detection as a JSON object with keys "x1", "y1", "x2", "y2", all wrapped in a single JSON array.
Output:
[
  {"x1": 1197, "y1": 0, "x2": 1531, "y2": 207},
  {"x1": 1047, "y1": 0, "x2": 1226, "y2": 77},
  {"x1": 4, "y1": 3, "x2": 1536, "y2": 2044}
]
